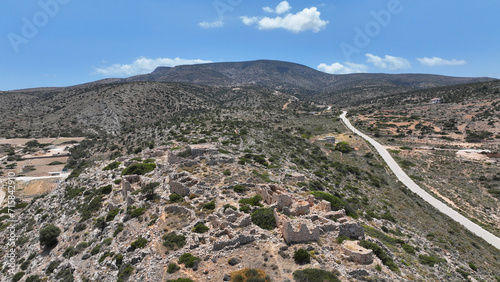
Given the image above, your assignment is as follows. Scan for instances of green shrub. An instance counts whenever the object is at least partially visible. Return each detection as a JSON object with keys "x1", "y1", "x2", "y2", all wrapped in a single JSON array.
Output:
[
  {"x1": 25, "y1": 275, "x2": 42, "y2": 282},
  {"x1": 192, "y1": 223, "x2": 209, "y2": 233},
  {"x1": 73, "y1": 222, "x2": 87, "y2": 233},
  {"x1": 12, "y1": 272, "x2": 25, "y2": 282},
  {"x1": 103, "y1": 161, "x2": 121, "y2": 171},
  {"x1": 121, "y1": 162, "x2": 156, "y2": 175},
  {"x1": 129, "y1": 207, "x2": 147, "y2": 218},
  {"x1": 310, "y1": 191, "x2": 357, "y2": 217},
  {"x1": 359, "y1": 240, "x2": 399, "y2": 272},
  {"x1": 79, "y1": 195, "x2": 103, "y2": 221},
  {"x1": 233, "y1": 184, "x2": 247, "y2": 193},
  {"x1": 163, "y1": 232, "x2": 186, "y2": 250},
  {"x1": 39, "y1": 225, "x2": 61, "y2": 248},
  {"x1": 48, "y1": 161, "x2": 64, "y2": 166},
  {"x1": 239, "y1": 204, "x2": 251, "y2": 213},
  {"x1": 117, "y1": 264, "x2": 134, "y2": 281},
  {"x1": 45, "y1": 260, "x2": 61, "y2": 274},
  {"x1": 106, "y1": 208, "x2": 121, "y2": 221},
  {"x1": 63, "y1": 246, "x2": 78, "y2": 258},
  {"x1": 65, "y1": 186, "x2": 85, "y2": 200},
  {"x1": 169, "y1": 193, "x2": 183, "y2": 202},
  {"x1": 75, "y1": 242, "x2": 89, "y2": 252},
  {"x1": 468, "y1": 262, "x2": 477, "y2": 271},
  {"x1": 223, "y1": 170, "x2": 231, "y2": 176},
  {"x1": 293, "y1": 248, "x2": 311, "y2": 264},
  {"x1": 402, "y1": 243, "x2": 415, "y2": 255},
  {"x1": 418, "y1": 254, "x2": 446, "y2": 267},
  {"x1": 293, "y1": 269, "x2": 340, "y2": 282},
  {"x1": 335, "y1": 141, "x2": 353, "y2": 153},
  {"x1": 142, "y1": 182, "x2": 160, "y2": 201},
  {"x1": 130, "y1": 237, "x2": 148, "y2": 250},
  {"x1": 178, "y1": 253, "x2": 200, "y2": 268},
  {"x1": 102, "y1": 237, "x2": 113, "y2": 246},
  {"x1": 90, "y1": 244, "x2": 101, "y2": 255},
  {"x1": 99, "y1": 185, "x2": 113, "y2": 195},
  {"x1": 114, "y1": 253, "x2": 124, "y2": 266},
  {"x1": 223, "y1": 204, "x2": 237, "y2": 212},
  {"x1": 239, "y1": 195, "x2": 263, "y2": 207},
  {"x1": 251, "y1": 208, "x2": 276, "y2": 230},
  {"x1": 114, "y1": 223, "x2": 124, "y2": 237},
  {"x1": 94, "y1": 217, "x2": 106, "y2": 230},
  {"x1": 202, "y1": 201, "x2": 216, "y2": 210},
  {"x1": 167, "y1": 263, "x2": 180, "y2": 274}
]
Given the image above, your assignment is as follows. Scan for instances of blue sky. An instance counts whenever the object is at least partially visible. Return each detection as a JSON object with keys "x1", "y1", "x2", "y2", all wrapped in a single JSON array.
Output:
[{"x1": 1, "y1": 0, "x2": 499, "y2": 90}]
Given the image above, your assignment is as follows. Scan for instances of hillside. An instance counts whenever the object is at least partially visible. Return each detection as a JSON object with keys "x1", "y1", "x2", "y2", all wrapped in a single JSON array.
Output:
[
  {"x1": 1, "y1": 110, "x2": 499, "y2": 281},
  {"x1": 347, "y1": 80, "x2": 500, "y2": 239},
  {"x1": 124, "y1": 60, "x2": 496, "y2": 102},
  {"x1": 0, "y1": 81, "x2": 294, "y2": 137}
]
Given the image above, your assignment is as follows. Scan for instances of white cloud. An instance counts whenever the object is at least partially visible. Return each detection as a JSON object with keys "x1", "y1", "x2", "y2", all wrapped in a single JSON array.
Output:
[
  {"x1": 317, "y1": 62, "x2": 368, "y2": 74},
  {"x1": 241, "y1": 16, "x2": 259, "y2": 26},
  {"x1": 263, "y1": 6, "x2": 274, "y2": 13},
  {"x1": 275, "y1": 1, "x2": 292, "y2": 14},
  {"x1": 252, "y1": 7, "x2": 328, "y2": 33},
  {"x1": 263, "y1": 1, "x2": 292, "y2": 14},
  {"x1": 365, "y1": 53, "x2": 411, "y2": 70},
  {"x1": 199, "y1": 20, "x2": 224, "y2": 29},
  {"x1": 417, "y1": 57, "x2": 467, "y2": 66},
  {"x1": 95, "y1": 57, "x2": 212, "y2": 76}
]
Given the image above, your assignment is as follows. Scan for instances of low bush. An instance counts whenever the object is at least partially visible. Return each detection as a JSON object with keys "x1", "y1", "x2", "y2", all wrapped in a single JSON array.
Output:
[
  {"x1": 401, "y1": 243, "x2": 415, "y2": 255},
  {"x1": 99, "y1": 185, "x2": 113, "y2": 195},
  {"x1": 130, "y1": 237, "x2": 148, "y2": 250},
  {"x1": 203, "y1": 201, "x2": 216, "y2": 210},
  {"x1": 239, "y1": 195, "x2": 263, "y2": 207},
  {"x1": 103, "y1": 161, "x2": 121, "y2": 171},
  {"x1": 233, "y1": 184, "x2": 248, "y2": 193},
  {"x1": 418, "y1": 254, "x2": 446, "y2": 267},
  {"x1": 293, "y1": 248, "x2": 311, "y2": 264},
  {"x1": 178, "y1": 253, "x2": 200, "y2": 268},
  {"x1": 106, "y1": 208, "x2": 121, "y2": 221},
  {"x1": 128, "y1": 207, "x2": 147, "y2": 218},
  {"x1": 169, "y1": 193, "x2": 183, "y2": 202},
  {"x1": 192, "y1": 223, "x2": 209, "y2": 233},
  {"x1": 162, "y1": 232, "x2": 186, "y2": 250},
  {"x1": 251, "y1": 208, "x2": 276, "y2": 230},
  {"x1": 293, "y1": 269, "x2": 340, "y2": 282},
  {"x1": 117, "y1": 264, "x2": 134, "y2": 282},
  {"x1": 167, "y1": 263, "x2": 180, "y2": 274},
  {"x1": 121, "y1": 162, "x2": 156, "y2": 175}
]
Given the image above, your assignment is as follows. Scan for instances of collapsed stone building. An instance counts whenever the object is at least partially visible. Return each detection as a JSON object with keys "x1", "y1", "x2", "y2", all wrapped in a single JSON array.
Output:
[{"x1": 255, "y1": 184, "x2": 364, "y2": 244}]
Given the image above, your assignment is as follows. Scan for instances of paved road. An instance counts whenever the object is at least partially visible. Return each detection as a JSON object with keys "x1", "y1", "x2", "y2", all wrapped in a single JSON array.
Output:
[{"x1": 340, "y1": 111, "x2": 500, "y2": 250}]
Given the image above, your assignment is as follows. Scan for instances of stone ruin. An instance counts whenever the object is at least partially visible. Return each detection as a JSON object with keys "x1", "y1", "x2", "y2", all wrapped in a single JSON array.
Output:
[
  {"x1": 255, "y1": 184, "x2": 364, "y2": 244},
  {"x1": 341, "y1": 240, "x2": 373, "y2": 265},
  {"x1": 273, "y1": 210, "x2": 320, "y2": 243},
  {"x1": 188, "y1": 144, "x2": 218, "y2": 157},
  {"x1": 168, "y1": 171, "x2": 199, "y2": 196}
]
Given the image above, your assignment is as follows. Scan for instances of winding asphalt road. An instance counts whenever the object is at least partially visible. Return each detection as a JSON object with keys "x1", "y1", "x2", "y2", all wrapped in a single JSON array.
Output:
[{"x1": 340, "y1": 111, "x2": 500, "y2": 250}]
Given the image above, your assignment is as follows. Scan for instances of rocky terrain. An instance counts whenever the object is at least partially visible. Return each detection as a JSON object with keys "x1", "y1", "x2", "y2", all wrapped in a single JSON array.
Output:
[
  {"x1": 1, "y1": 60, "x2": 499, "y2": 282},
  {"x1": 1, "y1": 107, "x2": 500, "y2": 282}
]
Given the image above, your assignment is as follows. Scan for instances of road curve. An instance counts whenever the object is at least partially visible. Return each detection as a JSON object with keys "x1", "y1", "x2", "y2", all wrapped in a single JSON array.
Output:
[{"x1": 340, "y1": 111, "x2": 500, "y2": 250}]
